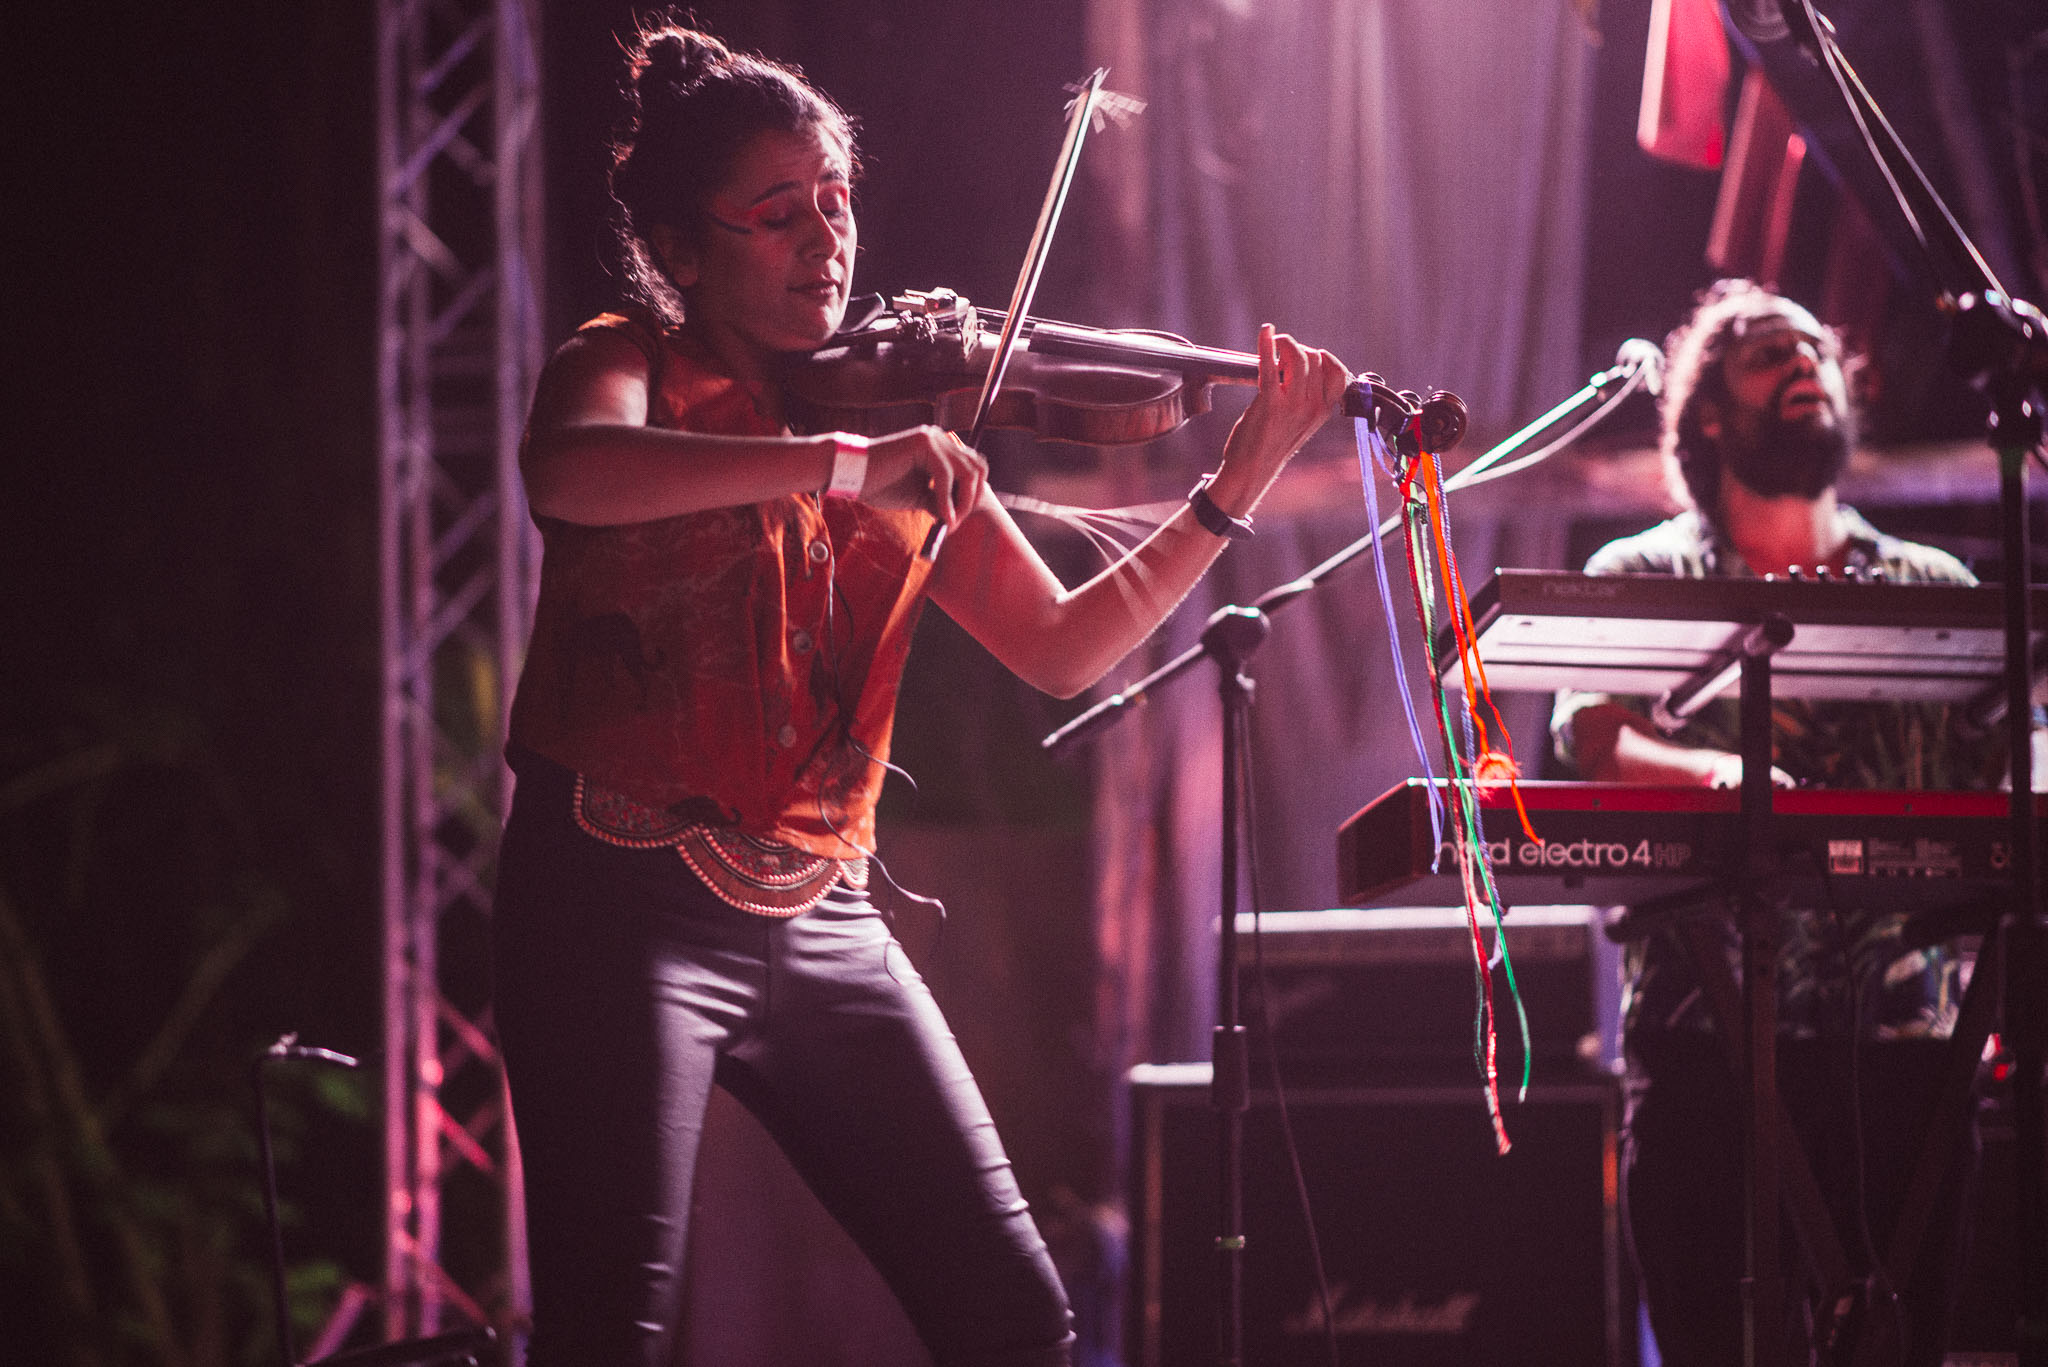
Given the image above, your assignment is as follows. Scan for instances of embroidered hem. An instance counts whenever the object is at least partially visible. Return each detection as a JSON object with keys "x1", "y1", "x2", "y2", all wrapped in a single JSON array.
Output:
[{"x1": 571, "y1": 774, "x2": 867, "y2": 917}]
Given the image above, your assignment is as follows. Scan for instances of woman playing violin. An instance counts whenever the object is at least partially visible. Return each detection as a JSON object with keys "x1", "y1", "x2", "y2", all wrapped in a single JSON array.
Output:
[{"x1": 492, "y1": 18, "x2": 1348, "y2": 1365}]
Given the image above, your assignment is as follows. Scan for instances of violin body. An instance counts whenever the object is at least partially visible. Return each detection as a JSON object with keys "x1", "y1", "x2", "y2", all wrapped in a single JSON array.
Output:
[
  {"x1": 782, "y1": 290, "x2": 1240, "y2": 447},
  {"x1": 781, "y1": 288, "x2": 1466, "y2": 454}
]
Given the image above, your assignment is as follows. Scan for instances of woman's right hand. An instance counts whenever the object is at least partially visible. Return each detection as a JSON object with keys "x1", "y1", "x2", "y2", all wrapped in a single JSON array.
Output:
[{"x1": 859, "y1": 425, "x2": 988, "y2": 531}]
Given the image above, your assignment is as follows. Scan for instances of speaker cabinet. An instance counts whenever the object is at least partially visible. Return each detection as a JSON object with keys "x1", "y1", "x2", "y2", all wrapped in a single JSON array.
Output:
[
  {"x1": 1129, "y1": 1064, "x2": 1629, "y2": 1367},
  {"x1": 1235, "y1": 907, "x2": 1600, "y2": 1083}
]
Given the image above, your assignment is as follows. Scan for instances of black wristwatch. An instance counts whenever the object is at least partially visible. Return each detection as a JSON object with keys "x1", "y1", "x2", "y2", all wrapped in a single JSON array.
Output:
[{"x1": 1187, "y1": 474, "x2": 1255, "y2": 541}]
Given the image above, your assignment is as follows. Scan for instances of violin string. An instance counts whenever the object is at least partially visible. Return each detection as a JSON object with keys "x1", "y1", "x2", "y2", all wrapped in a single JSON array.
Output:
[
  {"x1": 1007, "y1": 500, "x2": 1130, "y2": 569},
  {"x1": 994, "y1": 491, "x2": 1204, "y2": 629},
  {"x1": 995, "y1": 492, "x2": 1182, "y2": 567},
  {"x1": 997, "y1": 493, "x2": 1179, "y2": 537},
  {"x1": 1063, "y1": 81, "x2": 1146, "y2": 133}
]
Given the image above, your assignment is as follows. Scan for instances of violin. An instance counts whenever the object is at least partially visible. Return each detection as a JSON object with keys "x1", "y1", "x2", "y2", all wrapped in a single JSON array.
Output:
[{"x1": 783, "y1": 288, "x2": 1468, "y2": 455}]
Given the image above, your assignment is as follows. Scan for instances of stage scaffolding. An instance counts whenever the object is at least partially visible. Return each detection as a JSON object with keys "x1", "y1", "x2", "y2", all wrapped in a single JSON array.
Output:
[{"x1": 375, "y1": 0, "x2": 542, "y2": 1348}]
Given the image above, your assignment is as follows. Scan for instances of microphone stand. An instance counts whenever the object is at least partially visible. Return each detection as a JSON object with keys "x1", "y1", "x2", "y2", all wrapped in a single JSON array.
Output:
[
  {"x1": 1043, "y1": 356, "x2": 1650, "y2": 756},
  {"x1": 256, "y1": 1035, "x2": 363, "y2": 1367},
  {"x1": 1207, "y1": 602, "x2": 1263, "y2": 1367},
  {"x1": 253, "y1": 1036, "x2": 496, "y2": 1367},
  {"x1": 1729, "y1": 4, "x2": 2046, "y2": 1362},
  {"x1": 1042, "y1": 352, "x2": 1653, "y2": 1367}
]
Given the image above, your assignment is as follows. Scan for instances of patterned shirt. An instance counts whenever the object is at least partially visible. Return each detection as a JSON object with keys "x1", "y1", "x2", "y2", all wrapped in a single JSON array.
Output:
[
  {"x1": 1549, "y1": 507, "x2": 2006, "y2": 1041},
  {"x1": 508, "y1": 310, "x2": 938, "y2": 871}
]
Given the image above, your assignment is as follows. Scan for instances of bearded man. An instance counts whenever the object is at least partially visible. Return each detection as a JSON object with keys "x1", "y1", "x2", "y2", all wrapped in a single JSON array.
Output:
[{"x1": 1553, "y1": 280, "x2": 2012, "y2": 1367}]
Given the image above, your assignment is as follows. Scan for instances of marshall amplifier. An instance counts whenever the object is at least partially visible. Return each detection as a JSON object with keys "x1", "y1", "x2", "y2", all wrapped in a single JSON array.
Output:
[
  {"x1": 1128, "y1": 1063, "x2": 1629, "y2": 1367},
  {"x1": 1235, "y1": 906, "x2": 1601, "y2": 1083}
]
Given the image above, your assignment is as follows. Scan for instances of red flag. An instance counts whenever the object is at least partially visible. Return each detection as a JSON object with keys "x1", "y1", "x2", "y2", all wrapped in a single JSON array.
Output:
[{"x1": 1638, "y1": 0, "x2": 1730, "y2": 169}]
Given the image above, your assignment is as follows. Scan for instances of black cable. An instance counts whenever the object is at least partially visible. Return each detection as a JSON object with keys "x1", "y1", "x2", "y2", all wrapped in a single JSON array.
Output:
[
  {"x1": 810, "y1": 525, "x2": 948, "y2": 922},
  {"x1": 1792, "y1": 0, "x2": 2007, "y2": 295},
  {"x1": 1846, "y1": 936, "x2": 1911, "y2": 1363},
  {"x1": 794, "y1": 522, "x2": 948, "y2": 985},
  {"x1": 1811, "y1": 849, "x2": 1911, "y2": 1363},
  {"x1": 1238, "y1": 700, "x2": 1341, "y2": 1367}
]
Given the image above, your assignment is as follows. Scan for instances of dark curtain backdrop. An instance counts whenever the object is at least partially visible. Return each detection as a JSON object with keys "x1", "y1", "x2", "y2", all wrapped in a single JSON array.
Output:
[{"x1": 1081, "y1": 0, "x2": 1599, "y2": 1074}]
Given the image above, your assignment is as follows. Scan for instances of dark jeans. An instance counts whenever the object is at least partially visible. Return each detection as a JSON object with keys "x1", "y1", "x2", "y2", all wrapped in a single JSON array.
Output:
[
  {"x1": 493, "y1": 750, "x2": 1074, "y2": 1367},
  {"x1": 1622, "y1": 1032, "x2": 1974, "y2": 1367}
]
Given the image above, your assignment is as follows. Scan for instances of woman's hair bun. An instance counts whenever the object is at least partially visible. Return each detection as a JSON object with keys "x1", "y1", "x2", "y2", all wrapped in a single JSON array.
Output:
[{"x1": 637, "y1": 27, "x2": 731, "y2": 94}]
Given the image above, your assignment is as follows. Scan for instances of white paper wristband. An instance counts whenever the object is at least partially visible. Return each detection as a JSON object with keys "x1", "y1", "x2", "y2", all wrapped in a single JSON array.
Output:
[{"x1": 824, "y1": 433, "x2": 870, "y2": 499}]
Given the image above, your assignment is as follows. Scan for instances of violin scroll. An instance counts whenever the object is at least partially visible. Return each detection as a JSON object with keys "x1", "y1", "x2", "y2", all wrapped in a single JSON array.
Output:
[
  {"x1": 1343, "y1": 375, "x2": 1468, "y2": 455},
  {"x1": 1414, "y1": 390, "x2": 1469, "y2": 454}
]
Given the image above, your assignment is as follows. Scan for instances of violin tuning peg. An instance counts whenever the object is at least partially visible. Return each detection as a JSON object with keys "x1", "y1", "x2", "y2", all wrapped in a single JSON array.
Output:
[{"x1": 1417, "y1": 390, "x2": 1468, "y2": 453}]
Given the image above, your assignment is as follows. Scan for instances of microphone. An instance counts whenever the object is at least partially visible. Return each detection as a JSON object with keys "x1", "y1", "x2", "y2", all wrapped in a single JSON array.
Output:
[
  {"x1": 262, "y1": 1033, "x2": 361, "y2": 1068},
  {"x1": 1726, "y1": 0, "x2": 1831, "y2": 51},
  {"x1": 1595, "y1": 338, "x2": 1664, "y2": 397},
  {"x1": 1725, "y1": 0, "x2": 1791, "y2": 42}
]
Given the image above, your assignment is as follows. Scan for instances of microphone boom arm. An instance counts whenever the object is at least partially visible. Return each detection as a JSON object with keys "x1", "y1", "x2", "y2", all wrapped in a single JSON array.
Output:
[{"x1": 1041, "y1": 349, "x2": 1653, "y2": 754}]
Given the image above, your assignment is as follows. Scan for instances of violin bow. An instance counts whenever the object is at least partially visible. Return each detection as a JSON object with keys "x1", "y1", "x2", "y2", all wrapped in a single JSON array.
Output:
[{"x1": 925, "y1": 67, "x2": 1112, "y2": 559}]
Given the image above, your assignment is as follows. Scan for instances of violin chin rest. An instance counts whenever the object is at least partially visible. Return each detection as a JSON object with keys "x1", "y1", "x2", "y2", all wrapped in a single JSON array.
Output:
[{"x1": 834, "y1": 294, "x2": 889, "y2": 337}]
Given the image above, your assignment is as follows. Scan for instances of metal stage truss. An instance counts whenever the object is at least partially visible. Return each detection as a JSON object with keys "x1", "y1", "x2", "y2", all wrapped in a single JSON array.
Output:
[{"x1": 376, "y1": 0, "x2": 542, "y2": 1349}]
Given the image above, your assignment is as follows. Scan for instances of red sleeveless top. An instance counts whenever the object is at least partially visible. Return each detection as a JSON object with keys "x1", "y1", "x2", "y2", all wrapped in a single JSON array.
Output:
[{"x1": 508, "y1": 311, "x2": 937, "y2": 860}]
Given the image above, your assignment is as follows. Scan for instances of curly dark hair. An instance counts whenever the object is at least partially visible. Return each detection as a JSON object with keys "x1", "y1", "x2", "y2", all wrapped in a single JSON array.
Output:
[
  {"x1": 1659, "y1": 278, "x2": 1847, "y2": 514},
  {"x1": 609, "y1": 18, "x2": 858, "y2": 324}
]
